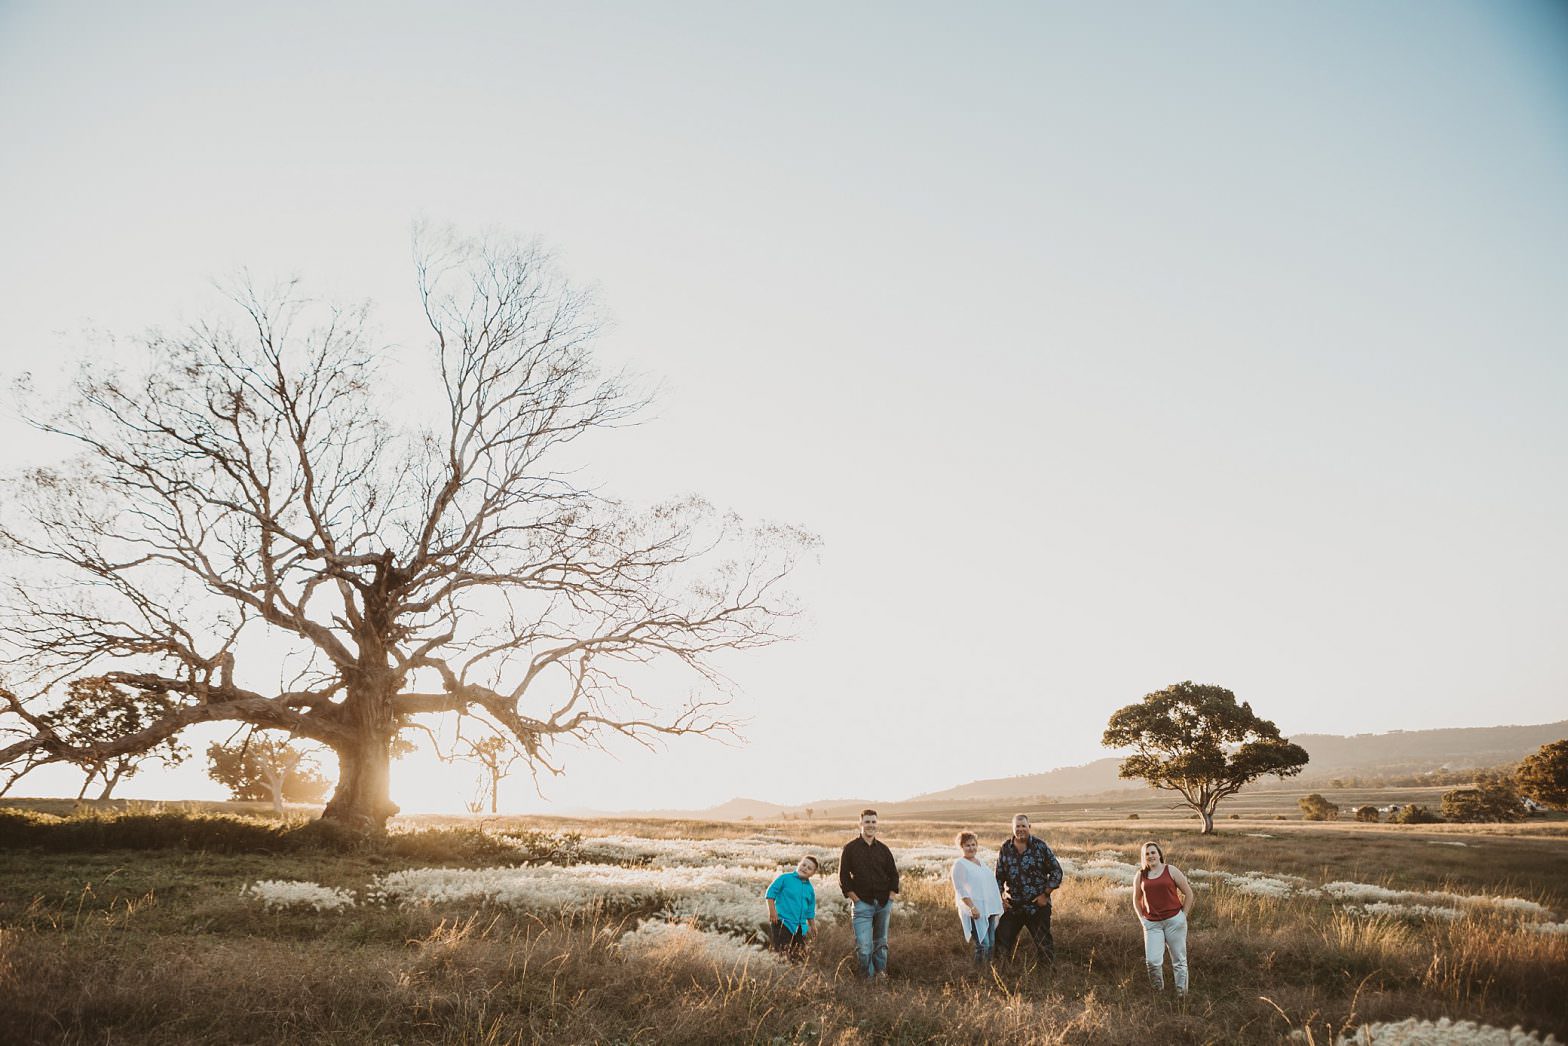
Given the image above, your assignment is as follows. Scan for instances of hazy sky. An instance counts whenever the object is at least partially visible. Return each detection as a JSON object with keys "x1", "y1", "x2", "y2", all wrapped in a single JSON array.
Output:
[{"x1": 2, "y1": 2, "x2": 1565, "y2": 814}]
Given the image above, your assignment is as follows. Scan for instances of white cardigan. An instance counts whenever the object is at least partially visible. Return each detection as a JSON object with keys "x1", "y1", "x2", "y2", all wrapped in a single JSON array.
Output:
[{"x1": 950, "y1": 856, "x2": 1005, "y2": 938}]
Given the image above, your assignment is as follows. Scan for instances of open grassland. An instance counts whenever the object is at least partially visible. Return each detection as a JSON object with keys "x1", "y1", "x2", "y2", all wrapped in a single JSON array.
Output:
[{"x1": 1, "y1": 804, "x2": 1565, "y2": 1045}]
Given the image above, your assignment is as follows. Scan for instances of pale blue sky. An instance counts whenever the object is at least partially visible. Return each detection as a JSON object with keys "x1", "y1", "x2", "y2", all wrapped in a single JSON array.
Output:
[{"x1": 1, "y1": 2, "x2": 1565, "y2": 812}]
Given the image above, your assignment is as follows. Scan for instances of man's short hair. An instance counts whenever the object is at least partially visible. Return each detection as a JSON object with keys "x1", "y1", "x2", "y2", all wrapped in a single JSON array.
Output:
[
  {"x1": 861, "y1": 809, "x2": 878, "y2": 820},
  {"x1": 1012, "y1": 813, "x2": 1030, "y2": 825}
]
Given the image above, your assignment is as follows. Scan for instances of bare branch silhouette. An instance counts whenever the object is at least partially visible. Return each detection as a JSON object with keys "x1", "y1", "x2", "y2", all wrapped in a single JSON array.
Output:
[{"x1": 0, "y1": 229, "x2": 812, "y2": 827}]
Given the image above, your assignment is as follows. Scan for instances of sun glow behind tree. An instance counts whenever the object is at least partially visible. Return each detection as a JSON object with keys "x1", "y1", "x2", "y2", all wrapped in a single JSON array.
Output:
[{"x1": 0, "y1": 229, "x2": 813, "y2": 825}]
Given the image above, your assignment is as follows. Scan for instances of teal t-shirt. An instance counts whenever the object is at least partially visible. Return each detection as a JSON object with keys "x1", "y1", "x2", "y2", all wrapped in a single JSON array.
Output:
[{"x1": 765, "y1": 872, "x2": 817, "y2": 934}]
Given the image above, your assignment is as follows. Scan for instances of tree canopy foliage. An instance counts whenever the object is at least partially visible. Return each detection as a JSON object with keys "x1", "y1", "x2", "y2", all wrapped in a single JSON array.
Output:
[
  {"x1": 206, "y1": 734, "x2": 331, "y2": 812},
  {"x1": 1298, "y1": 793, "x2": 1338, "y2": 821},
  {"x1": 0, "y1": 231, "x2": 810, "y2": 827},
  {"x1": 1440, "y1": 771, "x2": 1524, "y2": 823},
  {"x1": 1514, "y1": 739, "x2": 1568, "y2": 810},
  {"x1": 41, "y1": 678, "x2": 188, "y2": 800},
  {"x1": 1101, "y1": 681, "x2": 1308, "y2": 833}
]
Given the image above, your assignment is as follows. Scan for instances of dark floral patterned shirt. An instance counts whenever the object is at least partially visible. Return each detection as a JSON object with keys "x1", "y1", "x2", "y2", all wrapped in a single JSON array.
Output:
[{"x1": 995, "y1": 835, "x2": 1064, "y2": 911}]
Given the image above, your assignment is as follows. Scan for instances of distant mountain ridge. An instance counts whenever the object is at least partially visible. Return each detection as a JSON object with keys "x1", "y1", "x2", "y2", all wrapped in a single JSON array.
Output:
[
  {"x1": 636, "y1": 718, "x2": 1567, "y2": 820},
  {"x1": 905, "y1": 719, "x2": 1568, "y2": 805}
]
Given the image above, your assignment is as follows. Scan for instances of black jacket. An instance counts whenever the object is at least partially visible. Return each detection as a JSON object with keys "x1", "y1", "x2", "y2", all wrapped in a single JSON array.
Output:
[{"x1": 839, "y1": 837, "x2": 899, "y2": 903}]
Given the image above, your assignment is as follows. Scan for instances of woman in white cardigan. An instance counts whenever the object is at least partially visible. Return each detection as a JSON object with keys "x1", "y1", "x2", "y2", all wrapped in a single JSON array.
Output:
[{"x1": 950, "y1": 830, "x2": 1005, "y2": 965}]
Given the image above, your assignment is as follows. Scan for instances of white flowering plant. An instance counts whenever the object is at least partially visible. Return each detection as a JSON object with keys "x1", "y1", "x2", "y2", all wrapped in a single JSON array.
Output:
[{"x1": 243, "y1": 880, "x2": 356, "y2": 912}]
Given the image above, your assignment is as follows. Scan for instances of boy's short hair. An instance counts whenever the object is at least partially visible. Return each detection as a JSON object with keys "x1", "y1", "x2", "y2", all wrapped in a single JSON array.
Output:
[
  {"x1": 800, "y1": 854, "x2": 820, "y2": 869},
  {"x1": 861, "y1": 808, "x2": 878, "y2": 819}
]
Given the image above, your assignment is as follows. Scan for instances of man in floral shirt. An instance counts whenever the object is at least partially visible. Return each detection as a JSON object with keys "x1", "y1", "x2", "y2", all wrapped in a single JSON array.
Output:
[{"x1": 994, "y1": 812, "x2": 1063, "y2": 963}]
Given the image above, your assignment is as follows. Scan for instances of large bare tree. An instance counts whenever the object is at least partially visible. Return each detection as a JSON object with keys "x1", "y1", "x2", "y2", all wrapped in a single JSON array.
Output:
[{"x1": 0, "y1": 233, "x2": 809, "y2": 827}]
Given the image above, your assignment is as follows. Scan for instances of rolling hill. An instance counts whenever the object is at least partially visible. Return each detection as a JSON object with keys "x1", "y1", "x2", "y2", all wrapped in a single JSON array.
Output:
[{"x1": 639, "y1": 718, "x2": 1567, "y2": 820}]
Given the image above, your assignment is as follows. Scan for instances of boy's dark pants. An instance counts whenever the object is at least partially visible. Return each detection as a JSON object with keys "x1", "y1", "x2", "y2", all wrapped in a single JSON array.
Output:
[
  {"x1": 770, "y1": 922, "x2": 807, "y2": 960},
  {"x1": 995, "y1": 904, "x2": 1054, "y2": 963}
]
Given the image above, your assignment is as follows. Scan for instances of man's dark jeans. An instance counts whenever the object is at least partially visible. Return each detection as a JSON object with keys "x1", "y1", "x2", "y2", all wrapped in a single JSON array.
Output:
[{"x1": 995, "y1": 904, "x2": 1054, "y2": 963}]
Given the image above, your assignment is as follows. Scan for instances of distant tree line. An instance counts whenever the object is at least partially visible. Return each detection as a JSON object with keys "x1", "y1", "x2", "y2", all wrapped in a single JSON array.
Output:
[
  {"x1": 1303, "y1": 767, "x2": 1507, "y2": 789},
  {"x1": 1293, "y1": 742, "x2": 1567, "y2": 824}
]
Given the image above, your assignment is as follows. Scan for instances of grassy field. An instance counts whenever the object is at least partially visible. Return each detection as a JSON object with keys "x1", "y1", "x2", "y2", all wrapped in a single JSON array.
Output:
[{"x1": 1, "y1": 801, "x2": 1565, "y2": 1045}]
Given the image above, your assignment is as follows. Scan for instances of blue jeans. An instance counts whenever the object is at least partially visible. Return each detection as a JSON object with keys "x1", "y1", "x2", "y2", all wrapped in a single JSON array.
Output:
[
  {"x1": 852, "y1": 898, "x2": 891, "y2": 978},
  {"x1": 963, "y1": 913, "x2": 999, "y2": 964}
]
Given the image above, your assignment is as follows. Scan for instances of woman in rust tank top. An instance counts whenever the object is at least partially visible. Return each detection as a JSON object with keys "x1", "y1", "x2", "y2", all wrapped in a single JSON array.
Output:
[{"x1": 1133, "y1": 840, "x2": 1195, "y2": 995}]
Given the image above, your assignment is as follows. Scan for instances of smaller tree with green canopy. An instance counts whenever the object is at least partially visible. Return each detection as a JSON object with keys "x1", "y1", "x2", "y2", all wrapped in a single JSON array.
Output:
[
  {"x1": 1440, "y1": 771, "x2": 1523, "y2": 823},
  {"x1": 1102, "y1": 681, "x2": 1309, "y2": 833},
  {"x1": 206, "y1": 733, "x2": 332, "y2": 814},
  {"x1": 1514, "y1": 740, "x2": 1568, "y2": 810},
  {"x1": 41, "y1": 678, "x2": 189, "y2": 800},
  {"x1": 1299, "y1": 793, "x2": 1339, "y2": 821}
]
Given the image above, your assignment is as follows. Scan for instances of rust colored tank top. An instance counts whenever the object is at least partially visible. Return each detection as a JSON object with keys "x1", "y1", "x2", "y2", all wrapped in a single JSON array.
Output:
[{"x1": 1137, "y1": 867, "x2": 1183, "y2": 920}]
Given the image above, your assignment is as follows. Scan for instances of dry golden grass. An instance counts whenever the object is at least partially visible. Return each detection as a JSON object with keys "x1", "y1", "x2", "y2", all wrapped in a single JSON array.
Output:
[{"x1": 0, "y1": 807, "x2": 1564, "y2": 1044}]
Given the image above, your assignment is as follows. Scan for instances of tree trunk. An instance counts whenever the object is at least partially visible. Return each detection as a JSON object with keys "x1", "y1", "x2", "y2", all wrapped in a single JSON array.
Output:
[
  {"x1": 320, "y1": 659, "x2": 401, "y2": 829},
  {"x1": 76, "y1": 768, "x2": 95, "y2": 801},
  {"x1": 97, "y1": 765, "x2": 126, "y2": 801},
  {"x1": 319, "y1": 578, "x2": 404, "y2": 830},
  {"x1": 260, "y1": 758, "x2": 285, "y2": 816},
  {"x1": 322, "y1": 729, "x2": 398, "y2": 828},
  {"x1": 490, "y1": 774, "x2": 499, "y2": 815},
  {"x1": 1200, "y1": 806, "x2": 1215, "y2": 834}
]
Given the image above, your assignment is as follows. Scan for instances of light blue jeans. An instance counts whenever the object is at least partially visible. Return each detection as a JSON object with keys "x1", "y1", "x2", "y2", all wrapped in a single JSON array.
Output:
[
  {"x1": 1140, "y1": 909, "x2": 1189, "y2": 993},
  {"x1": 852, "y1": 898, "x2": 892, "y2": 978},
  {"x1": 963, "y1": 913, "x2": 999, "y2": 965}
]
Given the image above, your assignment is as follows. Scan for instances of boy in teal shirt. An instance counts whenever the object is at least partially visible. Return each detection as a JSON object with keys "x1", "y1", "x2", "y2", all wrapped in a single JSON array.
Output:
[{"x1": 765, "y1": 854, "x2": 820, "y2": 960}]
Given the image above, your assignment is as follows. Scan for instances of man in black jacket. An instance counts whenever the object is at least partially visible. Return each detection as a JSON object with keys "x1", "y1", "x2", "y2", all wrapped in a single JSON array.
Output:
[{"x1": 839, "y1": 808, "x2": 899, "y2": 980}]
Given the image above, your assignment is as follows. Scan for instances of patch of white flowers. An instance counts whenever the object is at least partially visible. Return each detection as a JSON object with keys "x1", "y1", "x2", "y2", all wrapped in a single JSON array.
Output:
[
  {"x1": 1186, "y1": 868, "x2": 1307, "y2": 899},
  {"x1": 1323, "y1": 881, "x2": 1554, "y2": 921},
  {"x1": 1346, "y1": 901, "x2": 1464, "y2": 921},
  {"x1": 617, "y1": 919, "x2": 779, "y2": 969},
  {"x1": 579, "y1": 834, "x2": 833, "y2": 871},
  {"x1": 237, "y1": 835, "x2": 1561, "y2": 943},
  {"x1": 1059, "y1": 856, "x2": 1139, "y2": 886},
  {"x1": 1329, "y1": 1017, "x2": 1561, "y2": 1044},
  {"x1": 362, "y1": 861, "x2": 852, "y2": 936},
  {"x1": 243, "y1": 879, "x2": 356, "y2": 911},
  {"x1": 896, "y1": 846, "x2": 962, "y2": 878},
  {"x1": 374, "y1": 863, "x2": 781, "y2": 928}
]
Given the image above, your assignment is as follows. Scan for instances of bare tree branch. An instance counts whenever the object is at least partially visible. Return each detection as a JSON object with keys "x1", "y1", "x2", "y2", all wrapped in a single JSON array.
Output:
[{"x1": 0, "y1": 229, "x2": 811, "y2": 826}]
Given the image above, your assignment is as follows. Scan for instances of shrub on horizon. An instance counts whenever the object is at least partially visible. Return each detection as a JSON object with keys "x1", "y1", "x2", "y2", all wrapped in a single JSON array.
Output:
[
  {"x1": 1299, "y1": 794, "x2": 1339, "y2": 821},
  {"x1": 1441, "y1": 772, "x2": 1524, "y2": 824},
  {"x1": 1515, "y1": 739, "x2": 1568, "y2": 810},
  {"x1": 1354, "y1": 805, "x2": 1380, "y2": 823}
]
